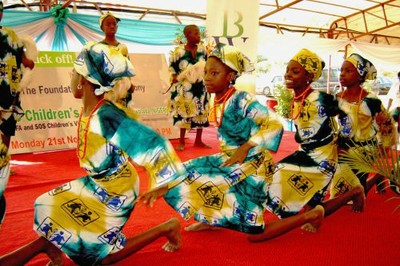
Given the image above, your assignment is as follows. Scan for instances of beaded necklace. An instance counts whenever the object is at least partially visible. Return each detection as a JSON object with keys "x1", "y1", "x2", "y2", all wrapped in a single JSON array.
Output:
[
  {"x1": 341, "y1": 88, "x2": 364, "y2": 113},
  {"x1": 291, "y1": 85, "x2": 312, "y2": 120},
  {"x1": 77, "y1": 98, "x2": 105, "y2": 159},
  {"x1": 213, "y1": 86, "x2": 235, "y2": 127}
]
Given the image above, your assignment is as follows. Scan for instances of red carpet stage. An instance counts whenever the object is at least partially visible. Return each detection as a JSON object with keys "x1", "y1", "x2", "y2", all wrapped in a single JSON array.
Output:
[{"x1": 1, "y1": 126, "x2": 400, "y2": 265}]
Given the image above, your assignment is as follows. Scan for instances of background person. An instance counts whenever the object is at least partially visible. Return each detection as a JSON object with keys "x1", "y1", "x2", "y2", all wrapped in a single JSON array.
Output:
[
  {"x1": 98, "y1": 12, "x2": 129, "y2": 57},
  {"x1": 0, "y1": 0, "x2": 35, "y2": 228},
  {"x1": 98, "y1": 12, "x2": 134, "y2": 106},
  {"x1": 167, "y1": 24, "x2": 211, "y2": 151},
  {"x1": 387, "y1": 71, "x2": 400, "y2": 135}
]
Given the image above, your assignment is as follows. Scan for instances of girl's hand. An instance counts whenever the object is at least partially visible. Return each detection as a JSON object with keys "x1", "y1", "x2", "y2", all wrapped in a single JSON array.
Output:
[
  {"x1": 140, "y1": 185, "x2": 168, "y2": 207},
  {"x1": 221, "y1": 142, "x2": 254, "y2": 167}
]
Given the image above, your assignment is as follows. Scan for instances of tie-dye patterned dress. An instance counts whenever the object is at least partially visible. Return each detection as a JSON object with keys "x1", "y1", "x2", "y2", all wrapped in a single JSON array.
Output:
[
  {"x1": 167, "y1": 43, "x2": 210, "y2": 129},
  {"x1": 329, "y1": 92, "x2": 395, "y2": 196},
  {"x1": 265, "y1": 90, "x2": 339, "y2": 218},
  {"x1": 0, "y1": 26, "x2": 25, "y2": 222},
  {"x1": 0, "y1": 26, "x2": 25, "y2": 136},
  {"x1": 164, "y1": 90, "x2": 283, "y2": 234},
  {"x1": 34, "y1": 102, "x2": 187, "y2": 265}
]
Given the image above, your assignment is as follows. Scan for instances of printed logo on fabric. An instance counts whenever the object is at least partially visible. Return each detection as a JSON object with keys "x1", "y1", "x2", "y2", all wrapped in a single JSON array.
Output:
[
  {"x1": 232, "y1": 201, "x2": 257, "y2": 225},
  {"x1": 98, "y1": 226, "x2": 123, "y2": 245},
  {"x1": 197, "y1": 181, "x2": 224, "y2": 210},
  {"x1": 196, "y1": 213, "x2": 219, "y2": 226},
  {"x1": 333, "y1": 176, "x2": 352, "y2": 195},
  {"x1": 94, "y1": 187, "x2": 127, "y2": 211},
  {"x1": 225, "y1": 168, "x2": 244, "y2": 187},
  {"x1": 262, "y1": 158, "x2": 277, "y2": 176},
  {"x1": 318, "y1": 159, "x2": 336, "y2": 177},
  {"x1": 287, "y1": 174, "x2": 314, "y2": 196},
  {"x1": 268, "y1": 196, "x2": 289, "y2": 216},
  {"x1": 300, "y1": 126, "x2": 315, "y2": 139},
  {"x1": 37, "y1": 217, "x2": 72, "y2": 248},
  {"x1": 74, "y1": 52, "x2": 85, "y2": 66},
  {"x1": 178, "y1": 201, "x2": 196, "y2": 220},
  {"x1": 185, "y1": 169, "x2": 201, "y2": 184},
  {"x1": 152, "y1": 150, "x2": 177, "y2": 184},
  {"x1": 62, "y1": 198, "x2": 100, "y2": 226}
]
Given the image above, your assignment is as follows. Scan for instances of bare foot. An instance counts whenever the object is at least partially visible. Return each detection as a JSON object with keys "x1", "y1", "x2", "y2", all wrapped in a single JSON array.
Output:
[
  {"x1": 162, "y1": 218, "x2": 182, "y2": 252},
  {"x1": 184, "y1": 222, "x2": 218, "y2": 232},
  {"x1": 301, "y1": 205, "x2": 325, "y2": 233},
  {"x1": 193, "y1": 142, "x2": 212, "y2": 149},
  {"x1": 44, "y1": 239, "x2": 64, "y2": 266},
  {"x1": 176, "y1": 143, "x2": 185, "y2": 151},
  {"x1": 351, "y1": 186, "x2": 366, "y2": 213}
]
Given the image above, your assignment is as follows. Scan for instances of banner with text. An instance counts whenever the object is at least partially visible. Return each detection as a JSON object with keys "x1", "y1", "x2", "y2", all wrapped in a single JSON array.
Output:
[
  {"x1": 10, "y1": 51, "x2": 178, "y2": 154},
  {"x1": 129, "y1": 53, "x2": 179, "y2": 139}
]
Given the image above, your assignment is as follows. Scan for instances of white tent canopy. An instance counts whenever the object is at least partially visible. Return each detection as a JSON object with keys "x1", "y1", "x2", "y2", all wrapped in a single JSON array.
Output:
[
  {"x1": 4, "y1": 0, "x2": 400, "y2": 45},
  {"x1": 3, "y1": 0, "x2": 400, "y2": 70}
]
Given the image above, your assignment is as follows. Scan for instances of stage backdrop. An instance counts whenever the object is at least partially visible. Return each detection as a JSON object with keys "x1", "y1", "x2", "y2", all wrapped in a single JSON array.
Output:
[{"x1": 10, "y1": 51, "x2": 178, "y2": 155}]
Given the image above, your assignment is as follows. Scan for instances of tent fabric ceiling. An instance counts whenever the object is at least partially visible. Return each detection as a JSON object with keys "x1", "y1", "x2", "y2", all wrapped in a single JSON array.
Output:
[{"x1": 3, "y1": 0, "x2": 400, "y2": 46}]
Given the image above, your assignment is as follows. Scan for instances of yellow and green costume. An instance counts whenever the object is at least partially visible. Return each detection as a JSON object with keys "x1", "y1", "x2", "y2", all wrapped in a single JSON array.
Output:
[{"x1": 34, "y1": 42, "x2": 186, "y2": 265}]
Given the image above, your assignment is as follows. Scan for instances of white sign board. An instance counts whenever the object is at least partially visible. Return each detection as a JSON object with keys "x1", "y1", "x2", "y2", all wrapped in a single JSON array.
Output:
[{"x1": 10, "y1": 51, "x2": 178, "y2": 154}]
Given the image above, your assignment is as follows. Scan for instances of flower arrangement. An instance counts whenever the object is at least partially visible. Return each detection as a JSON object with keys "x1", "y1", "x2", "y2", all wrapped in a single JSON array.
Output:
[{"x1": 273, "y1": 84, "x2": 294, "y2": 119}]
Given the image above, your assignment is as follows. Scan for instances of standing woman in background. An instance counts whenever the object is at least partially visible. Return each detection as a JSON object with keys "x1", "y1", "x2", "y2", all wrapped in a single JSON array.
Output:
[
  {"x1": 99, "y1": 12, "x2": 129, "y2": 57},
  {"x1": 168, "y1": 24, "x2": 211, "y2": 151},
  {"x1": 98, "y1": 12, "x2": 134, "y2": 106}
]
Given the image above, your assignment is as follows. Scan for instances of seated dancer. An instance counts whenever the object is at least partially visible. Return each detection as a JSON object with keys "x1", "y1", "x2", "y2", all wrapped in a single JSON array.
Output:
[
  {"x1": 153, "y1": 46, "x2": 364, "y2": 242},
  {"x1": 158, "y1": 44, "x2": 329, "y2": 240},
  {"x1": 260, "y1": 49, "x2": 367, "y2": 237},
  {"x1": 0, "y1": 42, "x2": 187, "y2": 265},
  {"x1": 329, "y1": 53, "x2": 396, "y2": 198}
]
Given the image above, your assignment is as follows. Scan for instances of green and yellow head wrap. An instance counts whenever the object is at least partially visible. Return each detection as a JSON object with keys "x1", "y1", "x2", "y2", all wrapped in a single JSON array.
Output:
[
  {"x1": 291, "y1": 48, "x2": 325, "y2": 81},
  {"x1": 346, "y1": 53, "x2": 377, "y2": 82},
  {"x1": 208, "y1": 43, "x2": 253, "y2": 76}
]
